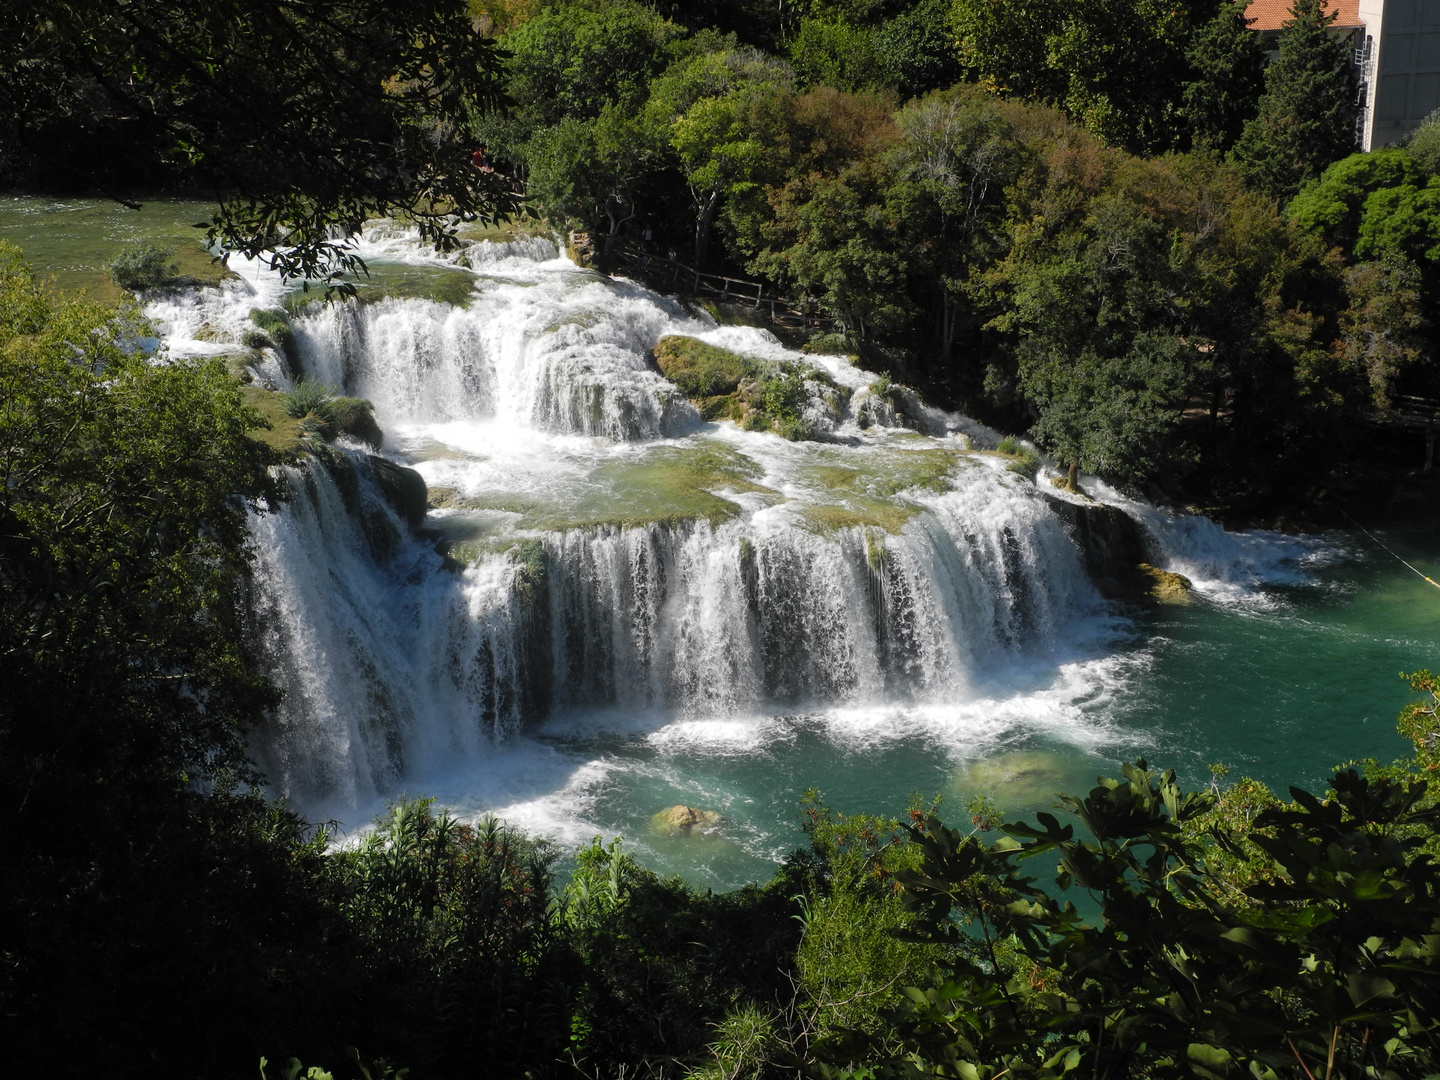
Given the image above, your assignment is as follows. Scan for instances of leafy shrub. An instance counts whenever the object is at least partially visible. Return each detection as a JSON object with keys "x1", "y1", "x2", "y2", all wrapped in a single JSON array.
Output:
[
  {"x1": 870, "y1": 373, "x2": 895, "y2": 404},
  {"x1": 1006, "y1": 448, "x2": 1039, "y2": 478},
  {"x1": 996, "y1": 435, "x2": 1040, "y2": 478},
  {"x1": 281, "y1": 379, "x2": 335, "y2": 421},
  {"x1": 330, "y1": 799, "x2": 566, "y2": 1078},
  {"x1": 754, "y1": 366, "x2": 811, "y2": 439},
  {"x1": 806, "y1": 331, "x2": 855, "y2": 355},
  {"x1": 109, "y1": 243, "x2": 177, "y2": 291},
  {"x1": 844, "y1": 760, "x2": 1440, "y2": 1080},
  {"x1": 1407, "y1": 108, "x2": 1440, "y2": 177},
  {"x1": 242, "y1": 327, "x2": 272, "y2": 350}
]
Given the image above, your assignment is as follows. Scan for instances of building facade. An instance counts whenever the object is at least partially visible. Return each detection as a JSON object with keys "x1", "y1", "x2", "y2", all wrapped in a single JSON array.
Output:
[{"x1": 1247, "y1": 0, "x2": 1440, "y2": 149}]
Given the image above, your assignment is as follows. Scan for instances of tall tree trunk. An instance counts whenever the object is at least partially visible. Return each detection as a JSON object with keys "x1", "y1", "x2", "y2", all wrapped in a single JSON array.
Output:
[
  {"x1": 940, "y1": 290, "x2": 957, "y2": 365},
  {"x1": 693, "y1": 188, "x2": 720, "y2": 270}
]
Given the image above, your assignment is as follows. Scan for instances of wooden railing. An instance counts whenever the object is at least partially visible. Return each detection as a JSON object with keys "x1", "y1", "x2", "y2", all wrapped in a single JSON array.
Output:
[{"x1": 603, "y1": 243, "x2": 834, "y2": 330}]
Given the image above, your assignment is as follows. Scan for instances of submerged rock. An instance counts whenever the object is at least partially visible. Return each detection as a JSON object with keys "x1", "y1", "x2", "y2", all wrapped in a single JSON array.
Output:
[{"x1": 651, "y1": 805, "x2": 724, "y2": 837}]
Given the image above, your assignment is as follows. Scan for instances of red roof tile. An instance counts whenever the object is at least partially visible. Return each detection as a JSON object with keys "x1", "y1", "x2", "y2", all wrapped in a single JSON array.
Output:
[{"x1": 1245, "y1": 0, "x2": 1364, "y2": 31}]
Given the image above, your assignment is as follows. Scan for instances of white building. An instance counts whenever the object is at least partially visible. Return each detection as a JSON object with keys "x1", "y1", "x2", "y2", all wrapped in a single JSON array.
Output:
[{"x1": 1247, "y1": 0, "x2": 1440, "y2": 148}]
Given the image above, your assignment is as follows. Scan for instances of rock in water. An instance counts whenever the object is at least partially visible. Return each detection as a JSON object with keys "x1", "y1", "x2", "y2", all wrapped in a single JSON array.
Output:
[
  {"x1": 651, "y1": 805, "x2": 723, "y2": 837},
  {"x1": 1138, "y1": 563, "x2": 1192, "y2": 602},
  {"x1": 363, "y1": 456, "x2": 428, "y2": 527}
]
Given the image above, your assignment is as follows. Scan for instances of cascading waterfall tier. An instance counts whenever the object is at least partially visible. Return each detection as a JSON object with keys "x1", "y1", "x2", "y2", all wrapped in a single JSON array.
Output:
[{"x1": 247, "y1": 451, "x2": 1098, "y2": 809}]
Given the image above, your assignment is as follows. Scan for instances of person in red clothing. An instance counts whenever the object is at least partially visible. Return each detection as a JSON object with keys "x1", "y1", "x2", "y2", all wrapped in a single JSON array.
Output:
[{"x1": 471, "y1": 145, "x2": 493, "y2": 172}]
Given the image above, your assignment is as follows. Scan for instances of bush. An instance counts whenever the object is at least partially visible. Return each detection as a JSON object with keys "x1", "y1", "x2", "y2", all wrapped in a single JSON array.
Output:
[
  {"x1": 805, "y1": 331, "x2": 855, "y2": 355},
  {"x1": 281, "y1": 380, "x2": 334, "y2": 421},
  {"x1": 328, "y1": 397, "x2": 384, "y2": 450},
  {"x1": 1006, "y1": 448, "x2": 1040, "y2": 478},
  {"x1": 109, "y1": 243, "x2": 178, "y2": 291}
]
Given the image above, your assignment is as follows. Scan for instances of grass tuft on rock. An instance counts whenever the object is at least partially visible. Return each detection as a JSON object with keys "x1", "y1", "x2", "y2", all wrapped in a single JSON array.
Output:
[
  {"x1": 651, "y1": 336, "x2": 831, "y2": 441},
  {"x1": 653, "y1": 335, "x2": 759, "y2": 398},
  {"x1": 276, "y1": 381, "x2": 384, "y2": 449},
  {"x1": 250, "y1": 309, "x2": 299, "y2": 368}
]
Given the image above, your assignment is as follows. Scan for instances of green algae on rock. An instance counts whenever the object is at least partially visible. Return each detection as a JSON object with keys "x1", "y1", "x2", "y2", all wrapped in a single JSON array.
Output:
[
  {"x1": 531, "y1": 442, "x2": 778, "y2": 531},
  {"x1": 799, "y1": 498, "x2": 921, "y2": 536},
  {"x1": 325, "y1": 263, "x2": 479, "y2": 307},
  {"x1": 1138, "y1": 563, "x2": 1193, "y2": 602}
]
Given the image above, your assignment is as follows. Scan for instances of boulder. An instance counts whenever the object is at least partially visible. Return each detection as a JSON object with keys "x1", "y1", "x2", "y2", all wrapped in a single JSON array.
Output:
[
  {"x1": 363, "y1": 456, "x2": 428, "y2": 527},
  {"x1": 651, "y1": 805, "x2": 723, "y2": 837},
  {"x1": 1138, "y1": 562, "x2": 1192, "y2": 602},
  {"x1": 1040, "y1": 493, "x2": 1152, "y2": 596}
]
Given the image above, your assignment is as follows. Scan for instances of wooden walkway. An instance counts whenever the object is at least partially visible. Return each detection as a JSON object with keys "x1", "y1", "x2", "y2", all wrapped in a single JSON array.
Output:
[{"x1": 600, "y1": 240, "x2": 834, "y2": 331}]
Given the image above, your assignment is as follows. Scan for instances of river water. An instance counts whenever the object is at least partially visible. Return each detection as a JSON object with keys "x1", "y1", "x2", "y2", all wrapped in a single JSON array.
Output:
[{"x1": 4, "y1": 196, "x2": 1434, "y2": 889}]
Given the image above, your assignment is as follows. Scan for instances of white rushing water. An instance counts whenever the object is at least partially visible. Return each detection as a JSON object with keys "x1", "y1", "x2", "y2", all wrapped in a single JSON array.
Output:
[{"x1": 141, "y1": 225, "x2": 1329, "y2": 865}]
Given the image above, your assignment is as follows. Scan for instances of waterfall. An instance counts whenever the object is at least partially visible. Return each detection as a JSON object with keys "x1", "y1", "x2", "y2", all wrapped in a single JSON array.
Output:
[{"x1": 134, "y1": 224, "x2": 1312, "y2": 822}]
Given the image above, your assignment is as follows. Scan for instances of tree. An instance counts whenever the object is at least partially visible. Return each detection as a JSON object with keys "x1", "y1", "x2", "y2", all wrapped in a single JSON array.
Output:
[
  {"x1": 745, "y1": 89, "x2": 910, "y2": 334},
  {"x1": 948, "y1": 0, "x2": 1068, "y2": 104},
  {"x1": 524, "y1": 105, "x2": 668, "y2": 244},
  {"x1": 1232, "y1": 0, "x2": 1359, "y2": 202},
  {"x1": 1338, "y1": 256, "x2": 1431, "y2": 407},
  {"x1": 649, "y1": 46, "x2": 794, "y2": 267},
  {"x1": 871, "y1": 0, "x2": 964, "y2": 100},
  {"x1": 890, "y1": 87, "x2": 1025, "y2": 363},
  {"x1": 788, "y1": 17, "x2": 885, "y2": 93},
  {"x1": 0, "y1": 242, "x2": 339, "y2": 1074},
  {"x1": 997, "y1": 189, "x2": 1212, "y2": 487},
  {"x1": 1287, "y1": 150, "x2": 1438, "y2": 404},
  {"x1": 0, "y1": 1, "x2": 520, "y2": 290},
  {"x1": 1287, "y1": 148, "x2": 1423, "y2": 254},
  {"x1": 500, "y1": 0, "x2": 681, "y2": 129},
  {"x1": 948, "y1": 0, "x2": 1205, "y2": 154},
  {"x1": 1180, "y1": 0, "x2": 1268, "y2": 152}
]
